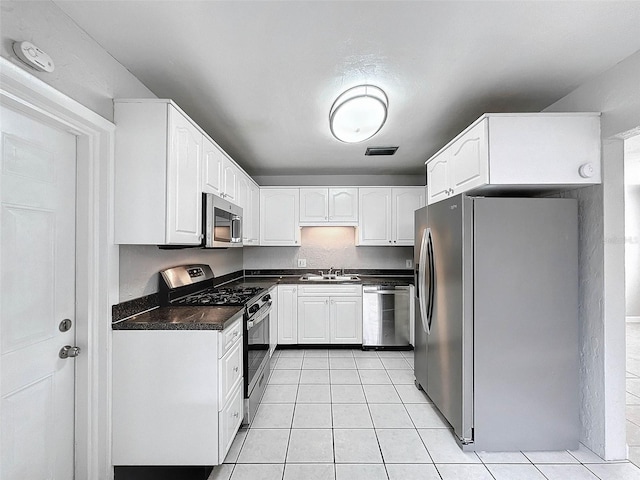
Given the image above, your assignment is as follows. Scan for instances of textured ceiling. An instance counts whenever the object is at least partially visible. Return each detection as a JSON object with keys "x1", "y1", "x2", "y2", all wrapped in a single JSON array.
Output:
[{"x1": 55, "y1": 0, "x2": 640, "y2": 177}]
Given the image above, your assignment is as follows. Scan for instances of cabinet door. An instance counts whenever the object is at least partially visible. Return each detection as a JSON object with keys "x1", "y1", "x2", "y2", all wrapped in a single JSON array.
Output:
[
  {"x1": 236, "y1": 174, "x2": 251, "y2": 242},
  {"x1": 358, "y1": 188, "x2": 391, "y2": 245},
  {"x1": 426, "y1": 153, "x2": 450, "y2": 205},
  {"x1": 247, "y1": 182, "x2": 260, "y2": 245},
  {"x1": 202, "y1": 137, "x2": 224, "y2": 196},
  {"x1": 392, "y1": 187, "x2": 425, "y2": 245},
  {"x1": 222, "y1": 157, "x2": 238, "y2": 201},
  {"x1": 330, "y1": 297, "x2": 363, "y2": 344},
  {"x1": 300, "y1": 188, "x2": 329, "y2": 222},
  {"x1": 449, "y1": 120, "x2": 488, "y2": 195},
  {"x1": 277, "y1": 285, "x2": 298, "y2": 344},
  {"x1": 269, "y1": 288, "x2": 278, "y2": 356},
  {"x1": 298, "y1": 297, "x2": 331, "y2": 344},
  {"x1": 218, "y1": 339, "x2": 243, "y2": 407},
  {"x1": 329, "y1": 188, "x2": 358, "y2": 223},
  {"x1": 166, "y1": 106, "x2": 202, "y2": 244},
  {"x1": 260, "y1": 189, "x2": 300, "y2": 246},
  {"x1": 218, "y1": 382, "x2": 243, "y2": 463}
]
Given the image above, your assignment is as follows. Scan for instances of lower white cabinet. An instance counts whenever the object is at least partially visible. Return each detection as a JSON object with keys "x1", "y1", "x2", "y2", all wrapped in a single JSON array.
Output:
[
  {"x1": 269, "y1": 286, "x2": 279, "y2": 356},
  {"x1": 297, "y1": 285, "x2": 363, "y2": 344},
  {"x1": 218, "y1": 382, "x2": 243, "y2": 462},
  {"x1": 112, "y1": 317, "x2": 243, "y2": 466},
  {"x1": 277, "y1": 284, "x2": 298, "y2": 344}
]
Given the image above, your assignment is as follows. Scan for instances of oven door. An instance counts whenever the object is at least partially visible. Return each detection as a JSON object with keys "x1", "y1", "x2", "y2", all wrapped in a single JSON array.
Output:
[{"x1": 244, "y1": 301, "x2": 271, "y2": 424}]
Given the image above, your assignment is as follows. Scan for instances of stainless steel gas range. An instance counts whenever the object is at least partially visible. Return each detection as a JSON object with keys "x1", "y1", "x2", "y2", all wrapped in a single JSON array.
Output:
[{"x1": 159, "y1": 264, "x2": 272, "y2": 425}]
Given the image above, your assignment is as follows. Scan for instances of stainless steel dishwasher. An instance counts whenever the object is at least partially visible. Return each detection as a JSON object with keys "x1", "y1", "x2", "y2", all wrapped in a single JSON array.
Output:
[{"x1": 362, "y1": 285, "x2": 411, "y2": 348}]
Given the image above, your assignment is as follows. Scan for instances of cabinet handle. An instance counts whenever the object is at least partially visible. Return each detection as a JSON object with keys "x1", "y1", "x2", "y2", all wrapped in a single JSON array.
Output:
[
  {"x1": 234, "y1": 366, "x2": 239, "y2": 373},
  {"x1": 233, "y1": 412, "x2": 239, "y2": 418},
  {"x1": 325, "y1": 299, "x2": 329, "y2": 304},
  {"x1": 389, "y1": 240, "x2": 392, "y2": 243}
]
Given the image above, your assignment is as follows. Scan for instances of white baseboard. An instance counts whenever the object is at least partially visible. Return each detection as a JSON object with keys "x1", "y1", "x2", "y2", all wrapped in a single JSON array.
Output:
[{"x1": 627, "y1": 316, "x2": 640, "y2": 323}]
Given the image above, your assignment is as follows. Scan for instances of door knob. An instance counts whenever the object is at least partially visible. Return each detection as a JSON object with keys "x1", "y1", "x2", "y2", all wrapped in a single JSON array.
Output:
[{"x1": 59, "y1": 345, "x2": 81, "y2": 359}]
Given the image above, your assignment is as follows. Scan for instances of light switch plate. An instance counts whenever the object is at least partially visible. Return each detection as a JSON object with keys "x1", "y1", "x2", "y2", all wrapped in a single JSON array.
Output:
[{"x1": 297, "y1": 258, "x2": 307, "y2": 267}]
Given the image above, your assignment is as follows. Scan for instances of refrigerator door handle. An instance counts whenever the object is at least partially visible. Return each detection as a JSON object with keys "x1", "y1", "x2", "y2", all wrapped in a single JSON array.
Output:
[
  {"x1": 418, "y1": 227, "x2": 430, "y2": 334},
  {"x1": 426, "y1": 228, "x2": 435, "y2": 331}
]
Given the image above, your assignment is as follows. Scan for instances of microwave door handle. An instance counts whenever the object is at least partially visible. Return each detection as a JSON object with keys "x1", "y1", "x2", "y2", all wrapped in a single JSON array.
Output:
[{"x1": 418, "y1": 228, "x2": 430, "y2": 334}]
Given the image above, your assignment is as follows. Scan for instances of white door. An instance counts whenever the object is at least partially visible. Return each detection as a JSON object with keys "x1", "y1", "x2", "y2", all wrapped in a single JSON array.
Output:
[{"x1": 0, "y1": 105, "x2": 77, "y2": 479}]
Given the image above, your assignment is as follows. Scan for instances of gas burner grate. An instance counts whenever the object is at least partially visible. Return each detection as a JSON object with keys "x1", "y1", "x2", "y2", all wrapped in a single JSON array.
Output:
[{"x1": 172, "y1": 286, "x2": 265, "y2": 307}]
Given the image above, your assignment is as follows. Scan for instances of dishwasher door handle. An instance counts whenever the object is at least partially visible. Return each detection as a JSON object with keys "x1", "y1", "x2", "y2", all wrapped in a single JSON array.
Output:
[{"x1": 363, "y1": 286, "x2": 411, "y2": 294}]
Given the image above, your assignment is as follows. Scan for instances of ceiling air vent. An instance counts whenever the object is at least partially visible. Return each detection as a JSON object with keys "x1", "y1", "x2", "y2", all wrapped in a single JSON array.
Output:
[{"x1": 365, "y1": 146, "x2": 398, "y2": 156}]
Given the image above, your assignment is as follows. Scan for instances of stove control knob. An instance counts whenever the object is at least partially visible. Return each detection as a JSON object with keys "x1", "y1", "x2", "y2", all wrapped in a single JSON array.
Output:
[
  {"x1": 262, "y1": 294, "x2": 271, "y2": 302},
  {"x1": 249, "y1": 304, "x2": 260, "y2": 314}
]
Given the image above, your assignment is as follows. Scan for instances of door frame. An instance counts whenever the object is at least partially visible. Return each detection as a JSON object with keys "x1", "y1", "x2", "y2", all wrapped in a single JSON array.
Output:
[{"x1": 0, "y1": 57, "x2": 118, "y2": 479}]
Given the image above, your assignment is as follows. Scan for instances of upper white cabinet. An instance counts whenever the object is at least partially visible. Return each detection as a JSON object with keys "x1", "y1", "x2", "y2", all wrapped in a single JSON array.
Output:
[
  {"x1": 358, "y1": 187, "x2": 425, "y2": 246},
  {"x1": 115, "y1": 100, "x2": 202, "y2": 245},
  {"x1": 260, "y1": 188, "x2": 300, "y2": 246},
  {"x1": 236, "y1": 173, "x2": 260, "y2": 245},
  {"x1": 299, "y1": 187, "x2": 358, "y2": 224},
  {"x1": 426, "y1": 113, "x2": 601, "y2": 204},
  {"x1": 202, "y1": 136, "x2": 224, "y2": 196}
]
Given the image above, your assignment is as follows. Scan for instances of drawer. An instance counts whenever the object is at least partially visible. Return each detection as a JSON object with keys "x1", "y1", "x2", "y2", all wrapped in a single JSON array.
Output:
[
  {"x1": 297, "y1": 284, "x2": 362, "y2": 297},
  {"x1": 218, "y1": 382, "x2": 243, "y2": 463},
  {"x1": 219, "y1": 315, "x2": 243, "y2": 358},
  {"x1": 219, "y1": 339, "x2": 243, "y2": 406}
]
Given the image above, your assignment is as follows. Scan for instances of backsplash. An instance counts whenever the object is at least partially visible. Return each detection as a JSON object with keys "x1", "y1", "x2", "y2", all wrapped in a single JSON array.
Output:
[
  {"x1": 119, "y1": 245, "x2": 243, "y2": 301},
  {"x1": 243, "y1": 226, "x2": 413, "y2": 270}
]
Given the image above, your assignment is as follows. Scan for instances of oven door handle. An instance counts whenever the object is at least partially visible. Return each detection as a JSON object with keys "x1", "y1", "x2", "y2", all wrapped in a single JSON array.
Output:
[{"x1": 246, "y1": 301, "x2": 272, "y2": 329}]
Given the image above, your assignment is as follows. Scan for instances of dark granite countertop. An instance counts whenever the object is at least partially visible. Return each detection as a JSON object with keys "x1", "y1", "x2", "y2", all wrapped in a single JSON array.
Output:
[
  {"x1": 112, "y1": 305, "x2": 244, "y2": 331},
  {"x1": 111, "y1": 270, "x2": 412, "y2": 331}
]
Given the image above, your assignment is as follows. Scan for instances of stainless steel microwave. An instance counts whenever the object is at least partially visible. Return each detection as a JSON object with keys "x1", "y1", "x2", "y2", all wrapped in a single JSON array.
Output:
[{"x1": 203, "y1": 193, "x2": 243, "y2": 248}]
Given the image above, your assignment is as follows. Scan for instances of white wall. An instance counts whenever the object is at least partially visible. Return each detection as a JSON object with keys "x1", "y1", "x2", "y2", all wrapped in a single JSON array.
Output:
[
  {"x1": 119, "y1": 246, "x2": 243, "y2": 301},
  {"x1": 0, "y1": 0, "x2": 155, "y2": 120},
  {"x1": 1, "y1": 1, "x2": 246, "y2": 302},
  {"x1": 626, "y1": 135, "x2": 640, "y2": 319},
  {"x1": 544, "y1": 48, "x2": 640, "y2": 460},
  {"x1": 243, "y1": 226, "x2": 412, "y2": 270}
]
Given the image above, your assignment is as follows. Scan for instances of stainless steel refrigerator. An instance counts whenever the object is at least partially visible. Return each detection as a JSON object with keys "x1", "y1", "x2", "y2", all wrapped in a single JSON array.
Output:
[{"x1": 414, "y1": 194, "x2": 579, "y2": 451}]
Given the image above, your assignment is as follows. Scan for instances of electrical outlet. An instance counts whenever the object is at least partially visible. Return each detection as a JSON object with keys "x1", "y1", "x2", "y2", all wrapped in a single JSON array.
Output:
[
  {"x1": 406, "y1": 259, "x2": 413, "y2": 268},
  {"x1": 297, "y1": 258, "x2": 307, "y2": 267}
]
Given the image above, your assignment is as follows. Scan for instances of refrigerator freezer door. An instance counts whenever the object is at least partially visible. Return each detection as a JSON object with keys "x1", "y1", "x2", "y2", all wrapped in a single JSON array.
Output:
[{"x1": 426, "y1": 194, "x2": 474, "y2": 443}]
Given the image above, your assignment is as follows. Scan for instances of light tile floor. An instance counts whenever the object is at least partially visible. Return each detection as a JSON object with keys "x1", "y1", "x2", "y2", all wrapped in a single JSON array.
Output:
[{"x1": 210, "y1": 347, "x2": 640, "y2": 480}]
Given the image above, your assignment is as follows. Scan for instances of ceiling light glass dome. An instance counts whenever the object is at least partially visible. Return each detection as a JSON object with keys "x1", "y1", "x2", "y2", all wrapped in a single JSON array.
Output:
[{"x1": 329, "y1": 85, "x2": 388, "y2": 143}]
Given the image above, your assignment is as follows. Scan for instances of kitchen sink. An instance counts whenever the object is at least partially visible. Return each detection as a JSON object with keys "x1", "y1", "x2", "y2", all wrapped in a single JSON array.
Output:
[{"x1": 299, "y1": 274, "x2": 360, "y2": 282}]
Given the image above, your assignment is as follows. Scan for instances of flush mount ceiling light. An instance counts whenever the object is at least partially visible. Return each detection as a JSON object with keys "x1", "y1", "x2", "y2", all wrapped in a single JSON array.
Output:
[{"x1": 329, "y1": 85, "x2": 388, "y2": 143}]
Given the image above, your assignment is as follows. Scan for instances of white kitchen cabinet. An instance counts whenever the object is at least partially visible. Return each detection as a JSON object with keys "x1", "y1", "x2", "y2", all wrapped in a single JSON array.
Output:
[
  {"x1": 236, "y1": 172, "x2": 259, "y2": 245},
  {"x1": 114, "y1": 100, "x2": 202, "y2": 245},
  {"x1": 260, "y1": 188, "x2": 300, "y2": 246},
  {"x1": 202, "y1": 136, "x2": 240, "y2": 203},
  {"x1": 222, "y1": 157, "x2": 239, "y2": 202},
  {"x1": 247, "y1": 182, "x2": 260, "y2": 245},
  {"x1": 277, "y1": 284, "x2": 298, "y2": 344},
  {"x1": 269, "y1": 286, "x2": 278, "y2": 356},
  {"x1": 330, "y1": 297, "x2": 363, "y2": 343},
  {"x1": 426, "y1": 113, "x2": 601, "y2": 204},
  {"x1": 297, "y1": 284, "x2": 362, "y2": 344},
  {"x1": 299, "y1": 187, "x2": 358, "y2": 224},
  {"x1": 202, "y1": 136, "x2": 225, "y2": 196},
  {"x1": 112, "y1": 317, "x2": 243, "y2": 466},
  {"x1": 298, "y1": 297, "x2": 331, "y2": 343},
  {"x1": 357, "y1": 187, "x2": 425, "y2": 246}
]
